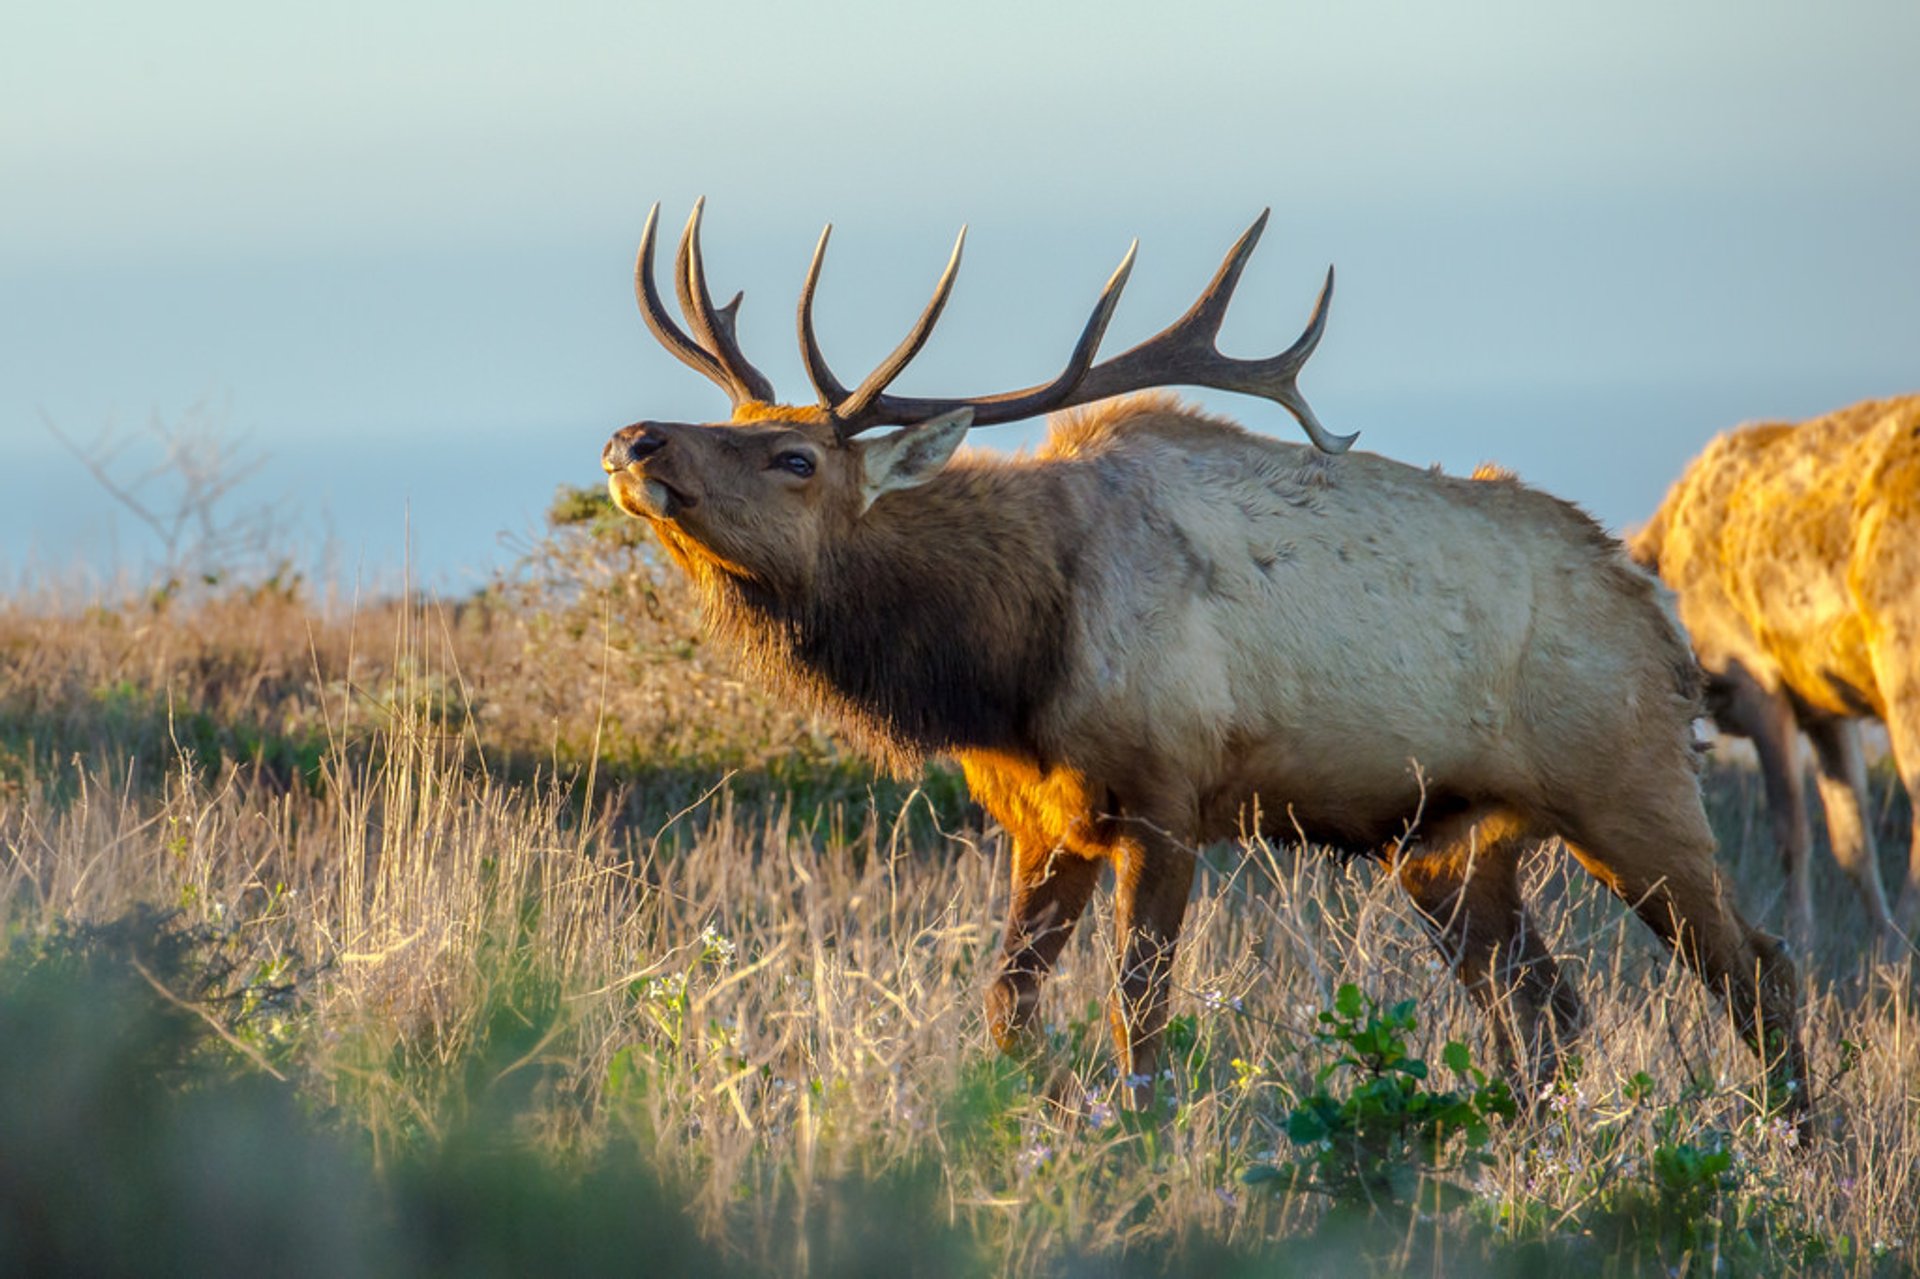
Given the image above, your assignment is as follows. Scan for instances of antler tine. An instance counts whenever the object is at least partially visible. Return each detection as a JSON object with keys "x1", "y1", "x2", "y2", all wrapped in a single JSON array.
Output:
[
  {"x1": 1267, "y1": 266, "x2": 1349, "y2": 453},
  {"x1": 1066, "y1": 209, "x2": 1274, "y2": 393},
  {"x1": 1175, "y1": 207, "x2": 1269, "y2": 346},
  {"x1": 833, "y1": 226, "x2": 968, "y2": 425},
  {"x1": 834, "y1": 239, "x2": 1139, "y2": 435},
  {"x1": 673, "y1": 198, "x2": 777, "y2": 406},
  {"x1": 983, "y1": 239, "x2": 1140, "y2": 423},
  {"x1": 798, "y1": 223, "x2": 852, "y2": 409},
  {"x1": 1022, "y1": 211, "x2": 1354, "y2": 453},
  {"x1": 635, "y1": 203, "x2": 730, "y2": 390}
]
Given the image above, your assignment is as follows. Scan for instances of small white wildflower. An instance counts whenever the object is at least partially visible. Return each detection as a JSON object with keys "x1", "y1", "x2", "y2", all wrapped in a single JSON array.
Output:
[
  {"x1": 699, "y1": 923, "x2": 736, "y2": 966},
  {"x1": 645, "y1": 971, "x2": 688, "y2": 1001}
]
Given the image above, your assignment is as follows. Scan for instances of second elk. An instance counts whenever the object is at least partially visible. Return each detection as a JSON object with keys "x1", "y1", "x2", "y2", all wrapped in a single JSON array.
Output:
[{"x1": 1633, "y1": 395, "x2": 1920, "y2": 949}]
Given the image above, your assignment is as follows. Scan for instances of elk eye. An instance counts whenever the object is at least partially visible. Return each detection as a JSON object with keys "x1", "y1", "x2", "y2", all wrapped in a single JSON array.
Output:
[{"x1": 774, "y1": 451, "x2": 816, "y2": 479}]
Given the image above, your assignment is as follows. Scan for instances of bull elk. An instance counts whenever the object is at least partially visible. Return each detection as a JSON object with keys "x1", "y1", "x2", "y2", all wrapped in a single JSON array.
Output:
[
  {"x1": 602, "y1": 201, "x2": 1809, "y2": 1117},
  {"x1": 1631, "y1": 395, "x2": 1920, "y2": 949}
]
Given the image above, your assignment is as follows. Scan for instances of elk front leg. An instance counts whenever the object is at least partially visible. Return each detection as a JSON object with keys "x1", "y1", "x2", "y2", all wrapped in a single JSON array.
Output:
[
  {"x1": 987, "y1": 840, "x2": 1099, "y2": 1059},
  {"x1": 1107, "y1": 826, "x2": 1197, "y2": 1112}
]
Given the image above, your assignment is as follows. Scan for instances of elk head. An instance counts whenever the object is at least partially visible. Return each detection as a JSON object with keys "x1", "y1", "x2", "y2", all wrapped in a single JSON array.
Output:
[{"x1": 603, "y1": 199, "x2": 1345, "y2": 595}]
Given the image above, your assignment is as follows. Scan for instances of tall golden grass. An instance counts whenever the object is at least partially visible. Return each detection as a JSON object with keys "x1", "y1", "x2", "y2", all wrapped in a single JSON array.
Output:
[{"x1": 2, "y1": 517, "x2": 1916, "y2": 1275}]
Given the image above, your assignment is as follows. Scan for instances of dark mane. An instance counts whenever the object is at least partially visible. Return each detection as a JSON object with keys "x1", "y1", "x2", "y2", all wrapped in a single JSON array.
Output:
[{"x1": 697, "y1": 463, "x2": 1073, "y2": 774}]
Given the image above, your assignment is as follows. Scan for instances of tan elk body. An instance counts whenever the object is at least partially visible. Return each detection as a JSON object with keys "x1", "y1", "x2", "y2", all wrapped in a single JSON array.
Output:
[
  {"x1": 603, "y1": 203, "x2": 1809, "y2": 1116},
  {"x1": 1632, "y1": 395, "x2": 1920, "y2": 945}
]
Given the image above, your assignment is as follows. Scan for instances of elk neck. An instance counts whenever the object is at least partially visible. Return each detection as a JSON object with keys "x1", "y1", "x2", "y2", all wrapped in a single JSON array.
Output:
[{"x1": 693, "y1": 461, "x2": 1076, "y2": 774}]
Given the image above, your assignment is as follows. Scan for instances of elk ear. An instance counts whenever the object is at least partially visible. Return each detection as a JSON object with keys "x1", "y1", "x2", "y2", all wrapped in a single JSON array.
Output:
[{"x1": 856, "y1": 408, "x2": 973, "y2": 513}]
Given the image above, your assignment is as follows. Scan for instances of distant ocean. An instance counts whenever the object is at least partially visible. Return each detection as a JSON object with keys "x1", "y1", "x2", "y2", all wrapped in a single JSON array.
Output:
[{"x1": 6, "y1": 374, "x2": 1902, "y2": 595}]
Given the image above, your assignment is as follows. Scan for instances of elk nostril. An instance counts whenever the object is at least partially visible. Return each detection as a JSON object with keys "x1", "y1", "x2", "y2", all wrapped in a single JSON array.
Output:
[{"x1": 603, "y1": 429, "x2": 667, "y2": 471}]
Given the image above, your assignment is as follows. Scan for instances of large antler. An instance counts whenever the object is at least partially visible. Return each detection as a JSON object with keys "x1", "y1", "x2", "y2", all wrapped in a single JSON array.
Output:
[
  {"x1": 798, "y1": 208, "x2": 1353, "y2": 452},
  {"x1": 633, "y1": 199, "x2": 776, "y2": 406},
  {"x1": 635, "y1": 201, "x2": 1351, "y2": 453}
]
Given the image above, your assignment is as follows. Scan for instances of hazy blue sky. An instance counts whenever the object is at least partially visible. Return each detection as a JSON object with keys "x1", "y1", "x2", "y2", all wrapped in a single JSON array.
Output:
[{"x1": 4, "y1": 0, "x2": 1917, "y2": 589}]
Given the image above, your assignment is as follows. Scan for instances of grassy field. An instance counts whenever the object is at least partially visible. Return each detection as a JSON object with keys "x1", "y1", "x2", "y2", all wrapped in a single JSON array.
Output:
[{"x1": 2, "y1": 499, "x2": 1917, "y2": 1276}]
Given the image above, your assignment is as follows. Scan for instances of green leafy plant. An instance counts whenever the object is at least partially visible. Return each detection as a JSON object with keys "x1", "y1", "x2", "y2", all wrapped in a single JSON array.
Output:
[{"x1": 1244, "y1": 983, "x2": 1515, "y2": 1211}]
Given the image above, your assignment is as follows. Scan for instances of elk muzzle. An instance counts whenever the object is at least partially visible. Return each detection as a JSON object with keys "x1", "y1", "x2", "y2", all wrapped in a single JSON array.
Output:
[
  {"x1": 603, "y1": 424, "x2": 689, "y2": 519},
  {"x1": 602, "y1": 425, "x2": 668, "y2": 473}
]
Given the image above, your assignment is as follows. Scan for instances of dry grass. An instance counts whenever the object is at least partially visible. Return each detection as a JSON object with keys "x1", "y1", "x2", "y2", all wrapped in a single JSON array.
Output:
[{"x1": 2, "y1": 524, "x2": 1918, "y2": 1275}]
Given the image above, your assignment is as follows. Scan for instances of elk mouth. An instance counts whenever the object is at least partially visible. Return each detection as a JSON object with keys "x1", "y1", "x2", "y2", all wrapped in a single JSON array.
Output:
[{"x1": 607, "y1": 469, "x2": 696, "y2": 521}]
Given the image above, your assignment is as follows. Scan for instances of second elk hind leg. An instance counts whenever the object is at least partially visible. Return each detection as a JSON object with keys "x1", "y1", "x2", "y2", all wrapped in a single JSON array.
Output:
[
  {"x1": 1869, "y1": 638, "x2": 1920, "y2": 932},
  {"x1": 1395, "y1": 810, "x2": 1586, "y2": 1102},
  {"x1": 1802, "y1": 715, "x2": 1898, "y2": 941},
  {"x1": 1708, "y1": 667, "x2": 1818, "y2": 946}
]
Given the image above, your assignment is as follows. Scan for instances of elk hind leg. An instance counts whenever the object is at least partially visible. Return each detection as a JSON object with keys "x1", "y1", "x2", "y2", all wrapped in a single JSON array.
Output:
[
  {"x1": 1803, "y1": 715, "x2": 1897, "y2": 942},
  {"x1": 1563, "y1": 801, "x2": 1810, "y2": 1120},
  {"x1": 1872, "y1": 651, "x2": 1920, "y2": 933},
  {"x1": 1860, "y1": 525, "x2": 1920, "y2": 932},
  {"x1": 1395, "y1": 811, "x2": 1585, "y2": 1102}
]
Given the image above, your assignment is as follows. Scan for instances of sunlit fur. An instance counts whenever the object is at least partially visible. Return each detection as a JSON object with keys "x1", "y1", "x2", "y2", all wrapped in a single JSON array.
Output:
[
  {"x1": 607, "y1": 392, "x2": 1809, "y2": 1117},
  {"x1": 1631, "y1": 394, "x2": 1920, "y2": 944}
]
